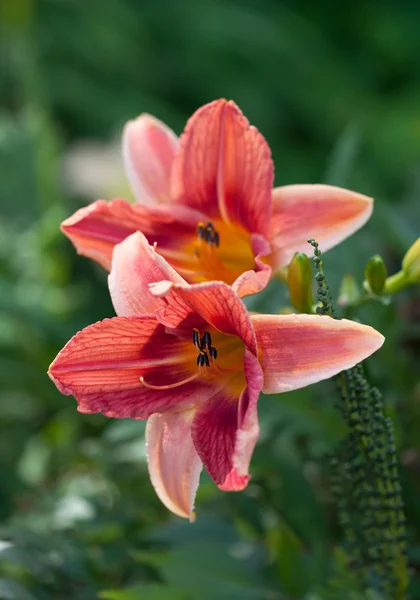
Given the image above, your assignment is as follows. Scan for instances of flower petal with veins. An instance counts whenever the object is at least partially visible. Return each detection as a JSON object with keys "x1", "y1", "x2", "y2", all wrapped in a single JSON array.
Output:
[
  {"x1": 146, "y1": 409, "x2": 203, "y2": 521},
  {"x1": 171, "y1": 99, "x2": 273, "y2": 237},
  {"x1": 109, "y1": 231, "x2": 187, "y2": 317},
  {"x1": 151, "y1": 279, "x2": 257, "y2": 355},
  {"x1": 251, "y1": 313, "x2": 384, "y2": 394},
  {"x1": 269, "y1": 184, "x2": 373, "y2": 270},
  {"x1": 48, "y1": 316, "x2": 219, "y2": 419},
  {"x1": 123, "y1": 114, "x2": 179, "y2": 204},
  {"x1": 192, "y1": 349, "x2": 263, "y2": 490}
]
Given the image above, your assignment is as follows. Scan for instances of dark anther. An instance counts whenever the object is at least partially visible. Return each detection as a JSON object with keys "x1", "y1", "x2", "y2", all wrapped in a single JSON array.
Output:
[
  {"x1": 201, "y1": 330, "x2": 212, "y2": 349},
  {"x1": 193, "y1": 328, "x2": 216, "y2": 367},
  {"x1": 196, "y1": 221, "x2": 220, "y2": 247},
  {"x1": 197, "y1": 222, "x2": 206, "y2": 240},
  {"x1": 197, "y1": 351, "x2": 210, "y2": 367}
]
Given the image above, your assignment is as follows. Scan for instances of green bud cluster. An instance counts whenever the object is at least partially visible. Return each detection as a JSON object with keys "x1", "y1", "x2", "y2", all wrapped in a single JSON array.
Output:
[
  {"x1": 309, "y1": 239, "x2": 408, "y2": 599},
  {"x1": 332, "y1": 367, "x2": 408, "y2": 598},
  {"x1": 307, "y1": 239, "x2": 335, "y2": 317}
]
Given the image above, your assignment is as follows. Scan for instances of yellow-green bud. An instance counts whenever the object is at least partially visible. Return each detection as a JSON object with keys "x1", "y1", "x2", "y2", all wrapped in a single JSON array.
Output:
[
  {"x1": 402, "y1": 237, "x2": 420, "y2": 284},
  {"x1": 287, "y1": 252, "x2": 313, "y2": 313},
  {"x1": 364, "y1": 255, "x2": 387, "y2": 295},
  {"x1": 337, "y1": 274, "x2": 360, "y2": 307}
]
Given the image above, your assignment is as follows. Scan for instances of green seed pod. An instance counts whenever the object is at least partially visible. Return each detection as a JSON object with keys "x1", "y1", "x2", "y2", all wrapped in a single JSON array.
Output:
[
  {"x1": 287, "y1": 252, "x2": 313, "y2": 313},
  {"x1": 365, "y1": 255, "x2": 387, "y2": 295}
]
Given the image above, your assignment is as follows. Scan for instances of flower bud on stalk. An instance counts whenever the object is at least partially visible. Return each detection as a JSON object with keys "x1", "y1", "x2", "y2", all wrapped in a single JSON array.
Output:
[
  {"x1": 364, "y1": 254, "x2": 387, "y2": 295},
  {"x1": 287, "y1": 252, "x2": 313, "y2": 313},
  {"x1": 384, "y1": 237, "x2": 420, "y2": 294}
]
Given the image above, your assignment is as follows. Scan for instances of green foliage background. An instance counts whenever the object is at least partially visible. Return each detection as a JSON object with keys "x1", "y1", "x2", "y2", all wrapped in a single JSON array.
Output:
[{"x1": 0, "y1": 0, "x2": 419, "y2": 598}]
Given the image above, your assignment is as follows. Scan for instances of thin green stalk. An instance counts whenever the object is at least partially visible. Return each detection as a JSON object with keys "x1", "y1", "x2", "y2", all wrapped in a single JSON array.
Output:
[{"x1": 308, "y1": 239, "x2": 408, "y2": 599}]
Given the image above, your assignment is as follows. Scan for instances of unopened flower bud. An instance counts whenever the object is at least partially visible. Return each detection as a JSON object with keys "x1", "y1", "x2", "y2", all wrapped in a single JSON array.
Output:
[
  {"x1": 364, "y1": 255, "x2": 387, "y2": 295},
  {"x1": 402, "y1": 237, "x2": 420, "y2": 284},
  {"x1": 287, "y1": 252, "x2": 313, "y2": 313}
]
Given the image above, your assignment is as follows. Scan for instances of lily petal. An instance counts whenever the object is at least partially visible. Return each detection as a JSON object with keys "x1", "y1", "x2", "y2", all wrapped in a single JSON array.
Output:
[
  {"x1": 61, "y1": 199, "x2": 145, "y2": 270},
  {"x1": 123, "y1": 114, "x2": 179, "y2": 205},
  {"x1": 171, "y1": 99, "x2": 274, "y2": 237},
  {"x1": 232, "y1": 233, "x2": 272, "y2": 297},
  {"x1": 269, "y1": 184, "x2": 373, "y2": 270},
  {"x1": 251, "y1": 313, "x2": 384, "y2": 394},
  {"x1": 151, "y1": 280, "x2": 257, "y2": 355},
  {"x1": 109, "y1": 231, "x2": 186, "y2": 317},
  {"x1": 48, "y1": 316, "x2": 216, "y2": 418},
  {"x1": 191, "y1": 350, "x2": 263, "y2": 490},
  {"x1": 146, "y1": 409, "x2": 202, "y2": 521}
]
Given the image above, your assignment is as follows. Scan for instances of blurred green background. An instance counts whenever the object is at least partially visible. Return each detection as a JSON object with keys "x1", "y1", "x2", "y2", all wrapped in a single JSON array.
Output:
[{"x1": 0, "y1": 0, "x2": 419, "y2": 598}]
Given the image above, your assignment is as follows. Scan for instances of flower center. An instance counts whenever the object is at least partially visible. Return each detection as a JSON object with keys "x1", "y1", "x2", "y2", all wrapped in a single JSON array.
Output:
[
  {"x1": 197, "y1": 222, "x2": 220, "y2": 247},
  {"x1": 139, "y1": 327, "x2": 244, "y2": 391},
  {"x1": 157, "y1": 219, "x2": 260, "y2": 285},
  {"x1": 192, "y1": 327, "x2": 244, "y2": 386},
  {"x1": 191, "y1": 220, "x2": 256, "y2": 285},
  {"x1": 192, "y1": 327, "x2": 218, "y2": 370}
]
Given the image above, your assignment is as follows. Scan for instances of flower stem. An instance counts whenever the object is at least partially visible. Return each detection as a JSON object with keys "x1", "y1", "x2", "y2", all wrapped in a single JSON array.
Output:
[
  {"x1": 383, "y1": 270, "x2": 408, "y2": 295},
  {"x1": 308, "y1": 239, "x2": 409, "y2": 598}
]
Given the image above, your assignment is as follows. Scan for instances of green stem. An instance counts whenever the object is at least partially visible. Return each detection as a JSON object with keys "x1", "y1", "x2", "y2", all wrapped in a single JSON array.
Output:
[{"x1": 383, "y1": 270, "x2": 408, "y2": 295}]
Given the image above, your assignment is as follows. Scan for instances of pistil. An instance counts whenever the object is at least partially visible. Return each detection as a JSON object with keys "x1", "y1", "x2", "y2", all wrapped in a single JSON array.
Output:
[{"x1": 139, "y1": 373, "x2": 199, "y2": 390}]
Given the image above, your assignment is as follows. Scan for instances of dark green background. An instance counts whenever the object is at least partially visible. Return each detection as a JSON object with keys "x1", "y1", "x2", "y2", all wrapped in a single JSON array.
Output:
[{"x1": 0, "y1": 0, "x2": 419, "y2": 598}]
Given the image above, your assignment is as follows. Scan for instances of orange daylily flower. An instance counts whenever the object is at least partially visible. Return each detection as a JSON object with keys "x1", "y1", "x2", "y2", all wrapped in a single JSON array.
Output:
[
  {"x1": 61, "y1": 99, "x2": 373, "y2": 297},
  {"x1": 48, "y1": 232, "x2": 384, "y2": 520}
]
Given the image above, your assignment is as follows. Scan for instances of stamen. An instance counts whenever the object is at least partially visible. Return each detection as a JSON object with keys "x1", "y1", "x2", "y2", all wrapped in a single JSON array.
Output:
[
  {"x1": 139, "y1": 373, "x2": 198, "y2": 390},
  {"x1": 201, "y1": 331, "x2": 212, "y2": 349},
  {"x1": 196, "y1": 221, "x2": 220, "y2": 247},
  {"x1": 197, "y1": 222, "x2": 207, "y2": 240},
  {"x1": 203, "y1": 351, "x2": 210, "y2": 367},
  {"x1": 192, "y1": 328, "x2": 217, "y2": 370},
  {"x1": 197, "y1": 351, "x2": 210, "y2": 367},
  {"x1": 192, "y1": 328, "x2": 200, "y2": 346}
]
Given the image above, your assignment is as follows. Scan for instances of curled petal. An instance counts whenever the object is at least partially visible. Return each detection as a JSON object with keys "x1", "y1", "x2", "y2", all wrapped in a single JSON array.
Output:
[
  {"x1": 269, "y1": 184, "x2": 373, "y2": 270},
  {"x1": 48, "y1": 316, "x2": 217, "y2": 419},
  {"x1": 146, "y1": 409, "x2": 202, "y2": 521},
  {"x1": 232, "y1": 234, "x2": 272, "y2": 297},
  {"x1": 171, "y1": 99, "x2": 273, "y2": 237},
  {"x1": 252, "y1": 313, "x2": 384, "y2": 394},
  {"x1": 123, "y1": 114, "x2": 178, "y2": 205},
  {"x1": 192, "y1": 351, "x2": 263, "y2": 490},
  {"x1": 109, "y1": 231, "x2": 187, "y2": 317},
  {"x1": 151, "y1": 280, "x2": 257, "y2": 355}
]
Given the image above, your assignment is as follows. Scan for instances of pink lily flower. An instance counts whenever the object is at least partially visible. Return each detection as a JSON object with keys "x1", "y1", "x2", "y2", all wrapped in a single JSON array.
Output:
[
  {"x1": 61, "y1": 99, "x2": 373, "y2": 297},
  {"x1": 48, "y1": 232, "x2": 384, "y2": 520}
]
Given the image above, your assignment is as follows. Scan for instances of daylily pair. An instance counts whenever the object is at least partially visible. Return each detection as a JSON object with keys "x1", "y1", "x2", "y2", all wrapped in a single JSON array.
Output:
[
  {"x1": 49, "y1": 99, "x2": 384, "y2": 520},
  {"x1": 61, "y1": 98, "x2": 373, "y2": 297}
]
